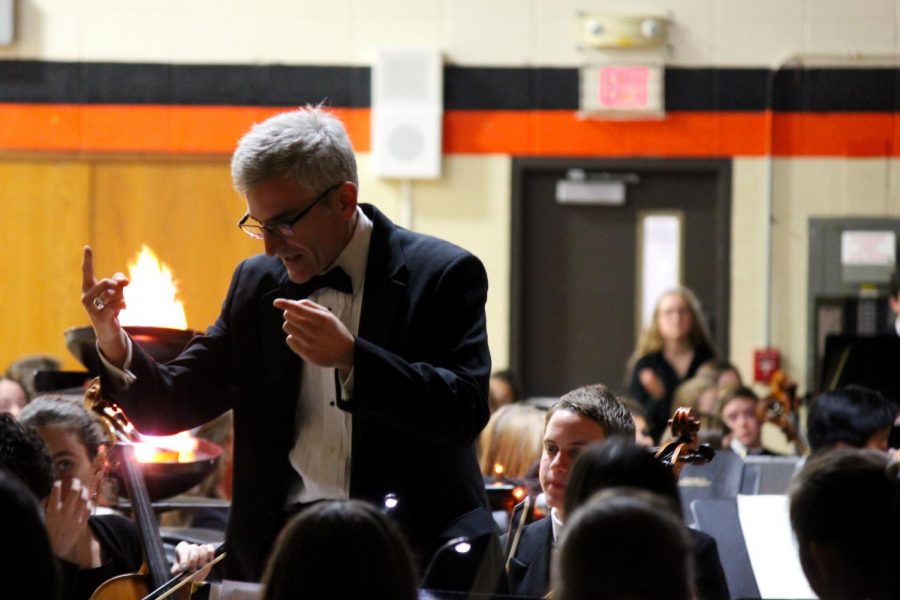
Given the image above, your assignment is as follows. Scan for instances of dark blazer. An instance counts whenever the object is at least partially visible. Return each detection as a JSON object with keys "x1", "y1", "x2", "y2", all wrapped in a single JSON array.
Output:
[
  {"x1": 502, "y1": 516, "x2": 553, "y2": 599},
  {"x1": 104, "y1": 204, "x2": 494, "y2": 581},
  {"x1": 501, "y1": 517, "x2": 730, "y2": 600}
]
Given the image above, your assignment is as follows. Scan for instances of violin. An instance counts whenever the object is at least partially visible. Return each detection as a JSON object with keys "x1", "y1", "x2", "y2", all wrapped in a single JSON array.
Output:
[
  {"x1": 655, "y1": 407, "x2": 715, "y2": 478},
  {"x1": 757, "y1": 370, "x2": 807, "y2": 454}
]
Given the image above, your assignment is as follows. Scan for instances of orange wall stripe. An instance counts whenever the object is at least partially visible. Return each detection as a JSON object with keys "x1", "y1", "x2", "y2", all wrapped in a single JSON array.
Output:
[{"x1": 0, "y1": 103, "x2": 897, "y2": 157}]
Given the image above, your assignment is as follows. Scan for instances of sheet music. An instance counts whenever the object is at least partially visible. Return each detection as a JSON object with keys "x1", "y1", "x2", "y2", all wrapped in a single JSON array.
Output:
[{"x1": 737, "y1": 495, "x2": 817, "y2": 599}]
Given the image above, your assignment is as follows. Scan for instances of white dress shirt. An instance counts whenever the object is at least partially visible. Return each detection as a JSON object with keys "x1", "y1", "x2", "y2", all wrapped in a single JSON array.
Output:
[{"x1": 287, "y1": 207, "x2": 371, "y2": 504}]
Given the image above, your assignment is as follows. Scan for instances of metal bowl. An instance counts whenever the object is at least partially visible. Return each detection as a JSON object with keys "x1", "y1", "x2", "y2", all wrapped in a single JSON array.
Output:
[
  {"x1": 114, "y1": 438, "x2": 223, "y2": 501},
  {"x1": 65, "y1": 325, "x2": 197, "y2": 373}
]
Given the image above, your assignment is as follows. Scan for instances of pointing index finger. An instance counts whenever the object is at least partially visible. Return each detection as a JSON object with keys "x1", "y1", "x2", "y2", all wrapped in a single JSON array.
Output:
[{"x1": 82, "y1": 246, "x2": 95, "y2": 292}]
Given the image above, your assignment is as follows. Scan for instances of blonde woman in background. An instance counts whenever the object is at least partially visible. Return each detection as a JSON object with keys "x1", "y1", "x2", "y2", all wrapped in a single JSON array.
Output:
[{"x1": 626, "y1": 287, "x2": 717, "y2": 441}]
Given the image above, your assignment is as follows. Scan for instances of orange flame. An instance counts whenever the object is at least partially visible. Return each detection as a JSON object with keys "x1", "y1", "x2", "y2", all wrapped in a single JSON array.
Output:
[
  {"x1": 133, "y1": 431, "x2": 199, "y2": 464},
  {"x1": 119, "y1": 245, "x2": 188, "y2": 329}
]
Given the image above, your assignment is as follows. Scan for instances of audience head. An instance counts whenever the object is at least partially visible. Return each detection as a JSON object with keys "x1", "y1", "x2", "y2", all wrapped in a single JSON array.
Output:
[
  {"x1": 563, "y1": 438, "x2": 681, "y2": 519},
  {"x1": 539, "y1": 385, "x2": 634, "y2": 517},
  {"x1": 0, "y1": 413, "x2": 54, "y2": 500},
  {"x1": 555, "y1": 488, "x2": 695, "y2": 600},
  {"x1": 0, "y1": 469, "x2": 60, "y2": 599},
  {"x1": 488, "y1": 369, "x2": 522, "y2": 413},
  {"x1": 19, "y1": 395, "x2": 109, "y2": 497},
  {"x1": 5, "y1": 353, "x2": 60, "y2": 399},
  {"x1": 789, "y1": 448, "x2": 900, "y2": 600},
  {"x1": 673, "y1": 375, "x2": 720, "y2": 422},
  {"x1": 620, "y1": 396, "x2": 654, "y2": 447},
  {"x1": 719, "y1": 386, "x2": 763, "y2": 451},
  {"x1": 807, "y1": 385, "x2": 896, "y2": 454},
  {"x1": 262, "y1": 499, "x2": 417, "y2": 600},
  {"x1": 478, "y1": 403, "x2": 544, "y2": 479},
  {"x1": 634, "y1": 287, "x2": 716, "y2": 356},
  {"x1": 0, "y1": 377, "x2": 28, "y2": 418},
  {"x1": 696, "y1": 359, "x2": 742, "y2": 391}
]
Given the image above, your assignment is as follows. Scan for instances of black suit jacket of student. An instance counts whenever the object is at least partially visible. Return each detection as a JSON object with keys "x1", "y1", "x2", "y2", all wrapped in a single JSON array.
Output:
[
  {"x1": 103, "y1": 204, "x2": 494, "y2": 581},
  {"x1": 503, "y1": 517, "x2": 730, "y2": 600}
]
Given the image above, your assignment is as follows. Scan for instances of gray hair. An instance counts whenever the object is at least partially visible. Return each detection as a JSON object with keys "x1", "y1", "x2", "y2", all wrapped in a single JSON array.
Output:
[{"x1": 231, "y1": 105, "x2": 359, "y2": 196}]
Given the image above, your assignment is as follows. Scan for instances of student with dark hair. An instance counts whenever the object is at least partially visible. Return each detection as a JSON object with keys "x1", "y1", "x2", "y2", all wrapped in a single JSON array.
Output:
[
  {"x1": 789, "y1": 448, "x2": 900, "y2": 600},
  {"x1": 0, "y1": 468, "x2": 61, "y2": 600},
  {"x1": 619, "y1": 396, "x2": 654, "y2": 447},
  {"x1": 10, "y1": 398, "x2": 214, "y2": 600},
  {"x1": 806, "y1": 385, "x2": 896, "y2": 454},
  {"x1": 501, "y1": 384, "x2": 634, "y2": 598},
  {"x1": 489, "y1": 369, "x2": 522, "y2": 413},
  {"x1": 563, "y1": 439, "x2": 729, "y2": 600},
  {"x1": 262, "y1": 500, "x2": 418, "y2": 600},
  {"x1": 555, "y1": 488, "x2": 695, "y2": 600}
]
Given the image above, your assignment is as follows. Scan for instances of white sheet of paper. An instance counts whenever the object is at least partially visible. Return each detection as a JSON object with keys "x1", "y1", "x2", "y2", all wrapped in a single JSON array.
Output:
[{"x1": 737, "y1": 494, "x2": 817, "y2": 599}]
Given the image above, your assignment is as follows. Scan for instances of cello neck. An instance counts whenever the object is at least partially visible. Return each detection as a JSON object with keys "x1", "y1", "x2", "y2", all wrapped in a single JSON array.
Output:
[{"x1": 116, "y1": 443, "x2": 170, "y2": 591}]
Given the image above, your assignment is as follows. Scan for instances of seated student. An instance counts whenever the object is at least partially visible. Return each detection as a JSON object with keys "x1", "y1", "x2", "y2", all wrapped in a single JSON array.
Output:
[
  {"x1": 620, "y1": 396, "x2": 654, "y2": 448},
  {"x1": 563, "y1": 439, "x2": 729, "y2": 600},
  {"x1": 262, "y1": 499, "x2": 418, "y2": 600},
  {"x1": 0, "y1": 376, "x2": 28, "y2": 418},
  {"x1": 789, "y1": 448, "x2": 900, "y2": 600},
  {"x1": 671, "y1": 373, "x2": 723, "y2": 436},
  {"x1": 555, "y1": 488, "x2": 695, "y2": 600},
  {"x1": 806, "y1": 385, "x2": 896, "y2": 454},
  {"x1": 0, "y1": 468, "x2": 61, "y2": 600},
  {"x1": 478, "y1": 403, "x2": 544, "y2": 480},
  {"x1": 695, "y1": 359, "x2": 742, "y2": 392},
  {"x1": 13, "y1": 400, "x2": 215, "y2": 600},
  {"x1": 501, "y1": 384, "x2": 634, "y2": 598},
  {"x1": 489, "y1": 369, "x2": 523, "y2": 413},
  {"x1": 718, "y1": 386, "x2": 775, "y2": 456}
]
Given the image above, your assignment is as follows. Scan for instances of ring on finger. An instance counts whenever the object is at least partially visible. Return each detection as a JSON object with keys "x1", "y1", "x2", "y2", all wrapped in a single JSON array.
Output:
[{"x1": 93, "y1": 296, "x2": 106, "y2": 310}]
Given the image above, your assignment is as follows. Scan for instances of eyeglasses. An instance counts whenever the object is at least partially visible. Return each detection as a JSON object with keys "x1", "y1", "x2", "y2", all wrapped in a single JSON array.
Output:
[{"x1": 238, "y1": 182, "x2": 344, "y2": 240}]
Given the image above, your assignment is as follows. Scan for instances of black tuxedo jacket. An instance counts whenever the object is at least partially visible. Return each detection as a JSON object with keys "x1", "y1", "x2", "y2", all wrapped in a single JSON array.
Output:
[
  {"x1": 503, "y1": 515, "x2": 553, "y2": 598},
  {"x1": 104, "y1": 204, "x2": 494, "y2": 581}
]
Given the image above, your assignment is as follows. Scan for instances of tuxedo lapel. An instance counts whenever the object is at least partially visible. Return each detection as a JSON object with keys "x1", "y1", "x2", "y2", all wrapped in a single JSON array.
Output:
[
  {"x1": 258, "y1": 277, "x2": 302, "y2": 420},
  {"x1": 357, "y1": 205, "x2": 407, "y2": 348},
  {"x1": 507, "y1": 517, "x2": 553, "y2": 598}
]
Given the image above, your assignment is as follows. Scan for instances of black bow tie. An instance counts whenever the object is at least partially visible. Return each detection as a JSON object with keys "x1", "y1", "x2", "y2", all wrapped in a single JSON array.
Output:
[{"x1": 293, "y1": 267, "x2": 353, "y2": 299}]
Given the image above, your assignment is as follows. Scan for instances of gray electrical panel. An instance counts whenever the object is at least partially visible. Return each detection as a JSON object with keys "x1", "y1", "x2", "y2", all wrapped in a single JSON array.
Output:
[{"x1": 807, "y1": 218, "x2": 900, "y2": 391}]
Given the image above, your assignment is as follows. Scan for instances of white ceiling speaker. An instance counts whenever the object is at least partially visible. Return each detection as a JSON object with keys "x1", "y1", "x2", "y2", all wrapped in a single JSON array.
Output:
[{"x1": 371, "y1": 47, "x2": 443, "y2": 180}]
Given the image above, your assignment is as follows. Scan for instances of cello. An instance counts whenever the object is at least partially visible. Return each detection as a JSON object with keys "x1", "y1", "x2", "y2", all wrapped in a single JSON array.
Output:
[
  {"x1": 655, "y1": 407, "x2": 716, "y2": 479},
  {"x1": 85, "y1": 380, "x2": 221, "y2": 600}
]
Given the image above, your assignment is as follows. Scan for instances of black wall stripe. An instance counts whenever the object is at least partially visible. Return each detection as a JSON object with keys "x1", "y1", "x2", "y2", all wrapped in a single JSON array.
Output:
[{"x1": 0, "y1": 61, "x2": 897, "y2": 112}]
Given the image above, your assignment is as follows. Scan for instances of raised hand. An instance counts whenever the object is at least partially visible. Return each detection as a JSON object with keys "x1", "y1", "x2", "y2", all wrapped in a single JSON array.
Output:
[
  {"x1": 273, "y1": 298, "x2": 355, "y2": 376},
  {"x1": 44, "y1": 478, "x2": 91, "y2": 564},
  {"x1": 81, "y1": 245, "x2": 130, "y2": 367}
]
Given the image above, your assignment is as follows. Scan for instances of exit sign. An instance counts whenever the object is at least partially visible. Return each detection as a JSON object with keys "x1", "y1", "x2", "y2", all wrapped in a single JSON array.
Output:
[{"x1": 580, "y1": 64, "x2": 664, "y2": 119}]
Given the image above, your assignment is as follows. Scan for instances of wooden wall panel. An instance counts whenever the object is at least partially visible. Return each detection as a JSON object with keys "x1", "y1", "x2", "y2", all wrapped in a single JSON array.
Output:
[
  {"x1": 0, "y1": 161, "x2": 92, "y2": 372},
  {"x1": 90, "y1": 159, "x2": 259, "y2": 339},
  {"x1": 0, "y1": 157, "x2": 262, "y2": 375}
]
